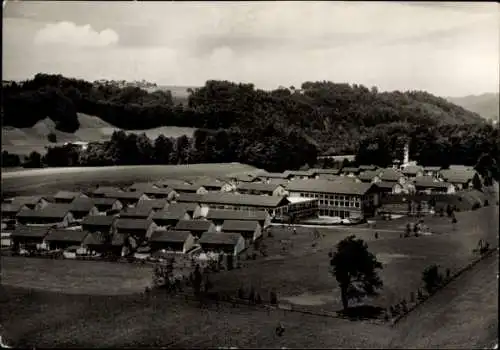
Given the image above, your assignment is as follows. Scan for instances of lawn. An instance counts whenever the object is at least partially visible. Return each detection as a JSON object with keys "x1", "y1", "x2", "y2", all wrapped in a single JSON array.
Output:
[
  {"x1": 207, "y1": 205, "x2": 499, "y2": 315},
  {"x1": 1, "y1": 163, "x2": 259, "y2": 197}
]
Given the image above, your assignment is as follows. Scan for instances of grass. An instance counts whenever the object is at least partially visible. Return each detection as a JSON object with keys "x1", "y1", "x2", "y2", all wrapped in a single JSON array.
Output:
[
  {"x1": 2, "y1": 113, "x2": 198, "y2": 156},
  {"x1": 1, "y1": 163, "x2": 259, "y2": 197}
]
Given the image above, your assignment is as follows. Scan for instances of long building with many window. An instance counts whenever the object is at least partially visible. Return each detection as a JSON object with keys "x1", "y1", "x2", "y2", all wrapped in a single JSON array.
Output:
[{"x1": 287, "y1": 179, "x2": 379, "y2": 219}]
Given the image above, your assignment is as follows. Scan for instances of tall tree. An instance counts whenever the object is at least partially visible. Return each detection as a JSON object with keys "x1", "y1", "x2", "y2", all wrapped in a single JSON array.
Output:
[{"x1": 329, "y1": 235, "x2": 383, "y2": 310}]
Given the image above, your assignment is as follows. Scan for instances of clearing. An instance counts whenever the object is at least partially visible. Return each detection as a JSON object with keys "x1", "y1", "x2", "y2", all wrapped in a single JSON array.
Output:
[{"x1": 2, "y1": 113, "x2": 197, "y2": 156}]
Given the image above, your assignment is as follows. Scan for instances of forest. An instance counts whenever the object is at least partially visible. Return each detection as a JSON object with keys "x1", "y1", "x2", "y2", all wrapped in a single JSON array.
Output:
[{"x1": 2, "y1": 73, "x2": 498, "y2": 179}]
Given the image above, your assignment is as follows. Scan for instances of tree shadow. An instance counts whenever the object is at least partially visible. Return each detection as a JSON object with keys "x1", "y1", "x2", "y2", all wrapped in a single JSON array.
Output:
[{"x1": 337, "y1": 305, "x2": 385, "y2": 321}]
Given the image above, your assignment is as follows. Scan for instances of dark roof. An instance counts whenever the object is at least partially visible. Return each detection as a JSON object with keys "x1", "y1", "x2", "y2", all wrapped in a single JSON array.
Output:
[
  {"x1": 199, "y1": 232, "x2": 243, "y2": 246},
  {"x1": 70, "y1": 197, "x2": 96, "y2": 212},
  {"x1": 10, "y1": 196, "x2": 45, "y2": 206},
  {"x1": 149, "y1": 230, "x2": 192, "y2": 243},
  {"x1": 439, "y1": 169, "x2": 477, "y2": 184},
  {"x1": 413, "y1": 176, "x2": 451, "y2": 189},
  {"x1": 168, "y1": 183, "x2": 203, "y2": 192},
  {"x1": 379, "y1": 168, "x2": 404, "y2": 182},
  {"x1": 54, "y1": 191, "x2": 83, "y2": 200},
  {"x1": 115, "y1": 218, "x2": 152, "y2": 231},
  {"x1": 287, "y1": 179, "x2": 374, "y2": 195},
  {"x1": 120, "y1": 206, "x2": 153, "y2": 219},
  {"x1": 142, "y1": 187, "x2": 175, "y2": 196},
  {"x1": 268, "y1": 178, "x2": 289, "y2": 186},
  {"x1": 201, "y1": 193, "x2": 289, "y2": 208},
  {"x1": 152, "y1": 209, "x2": 187, "y2": 221},
  {"x1": 16, "y1": 203, "x2": 71, "y2": 219},
  {"x1": 317, "y1": 174, "x2": 343, "y2": 181},
  {"x1": 229, "y1": 173, "x2": 258, "y2": 182},
  {"x1": 259, "y1": 172, "x2": 291, "y2": 179},
  {"x1": 83, "y1": 231, "x2": 108, "y2": 246},
  {"x1": 222, "y1": 220, "x2": 259, "y2": 232},
  {"x1": 2, "y1": 203, "x2": 25, "y2": 214},
  {"x1": 170, "y1": 202, "x2": 199, "y2": 212},
  {"x1": 92, "y1": 197, "x2": 120, "y2": 207},
  {"x1": 402, "y1": 165, "x2": 424, "y2": 175},
  {"x1": 357, "y1": 170, "x2": 380, "y2": 181},
  {"x1": 175, "y1": 219, "x2": 213, "y2": 232},
  {"x1": 104, "y1": 191, "x2": 146, "y2": 200},
  {"x1": 11, "y1": 226, "x2": 50, "y2": 238},
  {"x1": 111, "y1": 233, "x2": 126, "y2": 246},
  {"x1": 82, "y1": 215, "x2": 116, "y2": 227},
  {"x1": 341, "y1": 167, "x2": 360, "y2": 173},
  {"x1": 155, "y1": 178, "x2": 190, "y2": 188},
  {"x1": 45, "y1": 229, "x2": 89, "y2": 242},
  {"x1": 176, "y1": 193, "x2": 204, "y2": 203},
  {"x1": 206, "y1": 209, "x2": 268, "y2": 222},
  {"x1": 192, "y1": 177, "x2": 226, "y2": 189},
  {"x1": 374, "y1": 181, "x2": 400, "y2": 190},
  {"x1": 283, "y1": 170, "x2": 313, "y2": 177},
  {"x1": 127, "y1": 182, "x2": 159, "y2": 192},
  {"x1": 136, "y1": 199, "x2": 168, "y2": 211},
  {"x1": 236, "y1": 183, "x2": 282, "y2": 193}
]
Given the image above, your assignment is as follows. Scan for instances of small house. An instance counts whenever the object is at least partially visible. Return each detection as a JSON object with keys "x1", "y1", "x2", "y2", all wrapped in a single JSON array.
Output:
[
  {"x1": 154, "y1": 178, "x2": 191, "y2": 188},
  {"x1": 221, "y1": 220, "x2": 262, "y2": 242},
  {"x1": 192, "y1": 177, "x2": 233, "y2": 192},
  {"x1": 92, "y1": 197, "x2": 123, "y2": 214},
  {"x1": 8, "y1": 196, "x2": 49, "y2": 210},
  {"x1": 81, "y1": 215, "x2": 116, "y2": 234},
  {"x1": 283, "y1": 170, "x2": 314, "y2": 181},
  {"x1": 168, "y1": 183, "x2": 207, "y2": 195},
  {"x1": 438, "y1": 169, "x2": 481, "y2": 190},
  {"x1": 358, "y1": 165, "x2": 378, "y2": 172},
  {"x1": 374, "y1": 181, "x2": 404, "y2": 195},
  {"x1": 198, "y1": 231, "x2": 246, "y2": 257},
  {"x1": 91, "y1": 186, "x2": 124, "y2": 198},
  {"x1": 135, "y1": 199, "x2": 168, "y2": 212},
  {"x1": 143, "y1": 188, "x2": 177, "y2": 201},
  {"x1": 341, "y1": 167, "x2": 361, "y2": 177},
  {"x1": 83, "y1": 231, "x2": 110, "y2": 255},
  {"x1": 119, "y1": 206, "x2": 155, "y2": 220},
  {"x1": 152, "y1": 209, "x2": 191, "y2": 228},
  {"x1": 423, "y1": 166, "x2": 442, "y2": 177},
  {"x1": 44, "y1": 229, "x2": 89, "y2": 251},
  {"x1": 115, "y1": 218, "x2": 156, "y2": 240},
  {"x1": 357, "y1": 170, "x2": 380, "y2": 183},
  {"x1": 149, "y1": 230, "x2": 195, "y2": 254},
  {"x1": 206, "y1": 209, "x2": 271, "y2": 231},
  {"x1": 10, "y1": 226, "x2": 50, "y2": 251},
  {"x1": 175, "y1": 219, "x2": 216, "y2": 238},
  {"x1": 2, "y1": 202, "x2": 28, "y2": 221},
  {"x1": 257, "y1": 172, "x2": 293, "y2": 183},
  {"x1": 402, "y1": 165, "x2": 424, "y2": 178},
  {"x1": 16, "y1": 203, "x2": 76, "y2": 227},
  {"x1": 127, "y1": 182, "x2": 159, "y2": 192},
  {"x1": 53, "y1": 191, "x2": 88, "y2": 204},
  {"x1": 378, "y1": 168, "x2": 406, "y2": 184},
  {"x1": 69, "y1": 197, "x2": 98, "y2": 220},
  {"x1": 236, "y1": 183, "x2": 287, "y2": 197},
  {"x1": 413, "y1": 176, "x2": 456, "y2": 194}
]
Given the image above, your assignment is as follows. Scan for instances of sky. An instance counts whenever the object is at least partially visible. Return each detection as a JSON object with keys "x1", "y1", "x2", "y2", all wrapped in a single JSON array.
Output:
[{"x1": 3, "y1": 1, "x2": 499, "y2": 97}]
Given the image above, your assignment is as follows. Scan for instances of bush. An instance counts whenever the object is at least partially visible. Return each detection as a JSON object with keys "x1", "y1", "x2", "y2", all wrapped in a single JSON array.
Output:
[
  {"x1": 48, "y1": 132, "x2": 57, "y2": 143},
  {"x1": 422, "y1": 264, "x2": 443, "y2": 294},
  {"x1": 1, "y1": 150, "x2": 21, "y2": 167}
]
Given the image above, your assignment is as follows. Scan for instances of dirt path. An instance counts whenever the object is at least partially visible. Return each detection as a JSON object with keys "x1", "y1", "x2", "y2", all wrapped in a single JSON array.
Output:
[{"x1": 389, "y1": 251, "x2": 499, "y2": 349}]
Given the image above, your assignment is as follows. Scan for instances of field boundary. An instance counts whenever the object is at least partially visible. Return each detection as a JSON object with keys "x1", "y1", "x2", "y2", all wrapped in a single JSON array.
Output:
[{"x1": 391, "y1": 247, "x2": 498, "y2": 326}]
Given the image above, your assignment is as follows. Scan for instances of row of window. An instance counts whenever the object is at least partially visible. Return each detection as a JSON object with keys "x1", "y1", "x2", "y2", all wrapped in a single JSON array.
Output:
[
  {"x1": 296, "y1": 192, "x2": 361, "y2": 202},
  {"x1": 319, "y1": 200, "x2": 361, "y2": 208},
  {"x1": 319, "y1": 210, "x2": 351, "y2": 218}
]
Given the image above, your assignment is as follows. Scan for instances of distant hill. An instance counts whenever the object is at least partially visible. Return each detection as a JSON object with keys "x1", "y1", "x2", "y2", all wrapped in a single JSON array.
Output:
[
  {"x1": 2, "y1": 113, "x2": 196, "y2": 156},
  {"x1": 447, "y1": 93, "x2": 499, "y2": 123},
  {"x1": 145, "y1": 85, "x2": 198, "y2": 105}
]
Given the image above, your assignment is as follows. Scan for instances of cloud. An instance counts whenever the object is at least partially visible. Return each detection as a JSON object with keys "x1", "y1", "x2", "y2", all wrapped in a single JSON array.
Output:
[{"x1": 34, "y1": 21, "x2": 119, "y2": 47}]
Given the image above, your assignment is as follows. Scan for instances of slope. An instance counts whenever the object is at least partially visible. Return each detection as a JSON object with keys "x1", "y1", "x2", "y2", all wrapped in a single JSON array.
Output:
[{"x1": 447, "y1": 93, "x2": 499, "y2": 122}]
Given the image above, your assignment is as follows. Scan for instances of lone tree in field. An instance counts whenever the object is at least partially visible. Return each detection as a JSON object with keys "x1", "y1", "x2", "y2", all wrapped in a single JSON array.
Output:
[{"x1": 329, "y1": 235, "x2": 383, "y2": 310}]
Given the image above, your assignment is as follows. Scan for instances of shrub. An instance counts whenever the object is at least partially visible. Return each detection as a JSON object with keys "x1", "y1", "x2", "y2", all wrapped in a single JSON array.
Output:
[{"x1": 422, "y1": 264, "x2": 443, "y2": 294}]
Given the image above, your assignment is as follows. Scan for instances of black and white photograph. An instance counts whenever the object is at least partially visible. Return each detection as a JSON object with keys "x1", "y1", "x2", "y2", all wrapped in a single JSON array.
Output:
[{"x1": 1, "y1": 1, "x2": 499, "y2": 348}]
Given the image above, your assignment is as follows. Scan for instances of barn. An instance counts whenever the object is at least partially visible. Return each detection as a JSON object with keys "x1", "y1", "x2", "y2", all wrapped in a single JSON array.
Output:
[
  {"x1": 44, "y1": 229, "x2": 90, "y2": 251},
  {"x1": 198, "y1": 232, "x2": 246, "y2": 257},
  {"x1": 69, "y1": 197, "x2": 99, "y2": 220},
  {"x1": 81, "y1": 215, "x2": 117, "y2": 234},
  {"x1": 115, "y1": 218, "x2": 156, "y2": 240},
  {"x1": 16, "y1": 203, "x2": 76, "y2": 227},
  {"x1": 10, "y1": 226, "x2": 51, "y2": 252}
]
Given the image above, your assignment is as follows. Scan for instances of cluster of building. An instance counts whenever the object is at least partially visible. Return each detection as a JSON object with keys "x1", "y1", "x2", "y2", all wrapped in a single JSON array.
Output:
[{"x1": 1, "y1": 157, "x2": 483, "y2": 260}]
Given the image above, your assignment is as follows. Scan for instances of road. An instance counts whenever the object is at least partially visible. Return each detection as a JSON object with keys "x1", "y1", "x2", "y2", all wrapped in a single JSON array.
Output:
[{"x1": 389, "y1": 250, "x2": 499, "y2": 349}]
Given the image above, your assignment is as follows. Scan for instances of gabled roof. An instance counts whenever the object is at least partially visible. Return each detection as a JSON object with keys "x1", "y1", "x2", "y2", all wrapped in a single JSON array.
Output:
[
  {"x1": 92, "y1": 186, "x2": 123, "y2": 195},
  {"x1": 309, "y1": 168, "x2": 341, "y2": 175},
  {"x1": 11, "y1": 225, "x2": 50, "y2": 238},
  {"x1": 236, "y1": 183, "x2": 282, "y2": 193},
  {"x1": 357, "y1": 170, "x2": 380, "y2": 182},
  {"x1": 142, "y1": 187, "x2": 176, "y2": 196},
  {"x1": 16, "y1": 203, "x2": 71, "y2": 219},
  {"x1": 191, "y1": 177, "x2": 227, "y2": 189},
  {"x1": 374, "y1": 181, "x2": 400, "y2": 190},
  {"x1": 1, "y1": 203, "x2": 25, "y2": 214},
  {"x1": 10, "y1": 196, "x2": 46, "y2": 207},
  {"x1": 359, "y1": 165, "x2": 378, "y2": 171},
  {"x1": 136, "y1": 199, "x2": 168, "y2": 211},
  {"x1": 115, "y1": 218, "x2": 153, "y2": 231},
  {"x1": 199, "y1": 232, "x2": 243, "y2": 246},
  {"x1": 413, "y1": 176, "x2": 451, "y2": 189},
  {"x1": 317, "y1": 174, "x2": 343, "y2": 181},
  {"x1": 69, "y1": 197, "x2": 96, "y2": 212},
  {"x1": 439, "y1": 169, "x2": 478, "y2": 184},
  {"x1": 201, "y1": 193, "x2": 289, "y2": 208},
  {"x1": 45, "y1": 229, "x2": 89, "y2": 242},
  {"x1": 268, "y1": 178, "x2": 289, "y2": 186},
  {"x1": 176, "y1": 193, "x2": 204, "y2": 203},
  {"x1": 287, "y1": 179, "x2": 375, "y2": 195},
  {"x1": 259, "y1": 172, "x2": 291, "y2": 179},
  {"x1": 206, "y1": 209, "x2": 268, "y2": 221},
  {"x1": 228, "y1": 173, "x2": 258, "y2": 182},
  {"x1": 92, "y1": 197, "x2": 121, "y2": 207},
  {"x1": 423, "y1": 166, "x2": 442, "y2": 171},
  {"x1": 81, "y1": 215, "x2": 116, "y2": 227},
  {"x1": 168, "y1": 183, "x2": 203, "y2": 192},
  {"x1": 127, "y1": 182, "x2": 159, "y2": 192},
  {"x1": 152, "y1": 209, "x2": 187, "y2": 221},
  {"x1": 120, "y1": 206, "x2": 153, "y2": 219},
  {"x1": 222, "y1": 220, "x2": 259, "y2": 232},
  {"x1": 149, "y1": 230, "x2": 192, "y2": 243},
  {"x1": 341, "y1": 167, "x2": 360, "y2": 173},
  {"x1": 283, "y1": 170, "x2": 313, "y2": 177},
  {"x1": 402, "y1": 165, "x2": 424, "y2": 175},
  {"x1": 175, "y1": 219, "x2": 213, "y2": 232},
  {"x1": 154, "y1": 178, "x2": 191, "y2": 188},
  {"x1": 379, "y1": 168, "x2": 404, "y2": 182},
  {"x1": 104, "y1": 191, "x2": 145, "y2": 200},
  {"x1": 54, "y1": 191, "x2": 83, "y2": 200}
]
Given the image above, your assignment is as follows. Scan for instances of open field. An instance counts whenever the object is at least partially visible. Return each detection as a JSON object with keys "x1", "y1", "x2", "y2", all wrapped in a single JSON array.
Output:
[
  {"x1": 208, "y1": 205, "x2": 498, "y2": 314},
  {"x1": 1, "y1": 163, "x2": 259, "y2": 196},
  {"x1": 2, "y1": 113, "x2": 197, "y2": 156}
]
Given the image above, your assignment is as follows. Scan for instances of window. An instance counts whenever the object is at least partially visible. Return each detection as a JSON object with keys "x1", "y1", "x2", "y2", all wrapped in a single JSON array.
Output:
[
  {"x1": 355, "y1": 202, "x2": 360, "y2": 208},
  {"x1": 334, "y1": 201, "x2": 339, "y2": 206}
]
